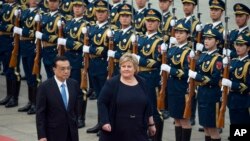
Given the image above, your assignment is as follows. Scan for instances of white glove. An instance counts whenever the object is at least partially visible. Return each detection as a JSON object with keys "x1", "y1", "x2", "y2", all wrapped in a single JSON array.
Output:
[
  {"x1": 196, "y1": 43, "x2": 204, "y2": 52},
  {"x1": 223, "y1": 48, "x2": 231, "y2": 56},
  {"x1": 170, "y1": 37, "x2": 177, "y2": 45},
  {"x1": 188, "y1": 70, "x2": 197, "y2": 79},
  {"x1": 221, "y1": 78, "x2": 232, "y2": 87},
  {"x1": 222, "y1": 57, "x2": 229, "y2": 66},
  {"x1": 130, "y1": 34, "x2": 137, "y2": 43},
  {"x1": 34, "y1": 14, "x2": 40, "y2": 22},
  {"x1": 170, "y1": 19, "x2": 177, "y2": 27},
  {"x1": 82, "y1": 26, "x2": 87, "y2": 34},
  {"x1": 14, "y1": 9, "x2": 21, "y2": 17},
  {"x1": 161, "y1": 64, "x2": 171, "y2": 73},
  {"x1": 107, "y1": 50, "x2": 115, "y2": 58},
  {"x1": 57, "y1": 19, "x2": 62, "y2": 27},
  {"x1": 132, "y1": 53, "x2": 140, "y2": 62},
  {"x1": 82, "y1": 45, "x2": 90, "y2": 53},
  {"x1": 160, "y1": 43, "x2": 168, "y2": 52},
  {"x1": 13, "y1": 26, "x2": 23, "y2": 35},
  {"x1": 57, "y1": 38, "x2": 66, "y2": 46},
  {"x1": 35, "y1": 31, "x2": 43, "y2": 39},
  {"x1": 189, "y1": 50, "x2": 195, "y2": 58},
  {"x1": 107, "y1": 29, "x2": 113, "y2": 37},
  {"x1": 195, "y1": 24, "x2": 203, "y2": 32}
]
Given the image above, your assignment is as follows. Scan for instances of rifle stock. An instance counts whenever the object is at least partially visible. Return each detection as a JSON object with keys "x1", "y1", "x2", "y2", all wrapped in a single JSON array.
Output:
[
  {"x1": 57, "y1": 19, "x2": 65, "y2": 56},
  {"x1": 107, "y1": 36, "x2": 114, "y2": 79},
  {"x1": 32, "y1": 19, "x2": 42, "y2": 76},
  {"x1": 9, "y1": 10, "x2": 20, "y2": 68},
  {"x1": 217, "y1": 64, "x2": 229, "y2": 128},
  {"x1": 80, "y1": 30, "x2": 90, "y2": 90},
  {"x1": 158, "y1": 50, "x2": 167, "y2": 110}
]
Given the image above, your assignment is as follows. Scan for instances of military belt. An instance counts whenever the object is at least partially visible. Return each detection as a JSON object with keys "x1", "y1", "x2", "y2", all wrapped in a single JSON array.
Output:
[
  {"x1": 0, "y1": 31, "x2": 12, "y2": 36},
  {"x1": 42, "y1": 41, "x2": 56, "y2": 48},
  {"x1": 139, "y1": 67, "x2": 156, "y2": 72},
  {"x1": 89, "y1": 54, "x2": 104, "y2": 59},
  {"x1": 20, "y1": 37, "x2": 34, "y2": 41}
]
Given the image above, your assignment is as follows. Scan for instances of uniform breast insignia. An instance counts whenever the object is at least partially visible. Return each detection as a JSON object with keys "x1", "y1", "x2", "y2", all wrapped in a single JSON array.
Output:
[
  {"x1": 123, "y1": 39, "x2": 126, "y2": 43},
  {"x1": 98, "y1": 33, "x2": 101, "y2": 37}
]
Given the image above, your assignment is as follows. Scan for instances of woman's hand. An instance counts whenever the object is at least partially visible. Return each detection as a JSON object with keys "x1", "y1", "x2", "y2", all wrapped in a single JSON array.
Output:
[
  {"x1": 102, "y1": 124, "x2": 112, "y2": 132},
  {"x1": 148, "y1": 125, "x2": 156, "y2": 136}
]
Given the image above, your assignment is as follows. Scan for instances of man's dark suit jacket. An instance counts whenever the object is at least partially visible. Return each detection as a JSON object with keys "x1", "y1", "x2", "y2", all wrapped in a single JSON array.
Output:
[{"x1": 36, "y1": 77, "x2": 79, "y2": 141}]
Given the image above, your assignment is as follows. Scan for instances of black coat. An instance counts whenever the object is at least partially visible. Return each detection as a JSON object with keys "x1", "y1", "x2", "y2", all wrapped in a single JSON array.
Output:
[
  {"x1": 36, "y1": 77, "x2": 79, "y2": 141},
  {"x1": 98, "y1": 74, "x2": 153, "y2": 141}
]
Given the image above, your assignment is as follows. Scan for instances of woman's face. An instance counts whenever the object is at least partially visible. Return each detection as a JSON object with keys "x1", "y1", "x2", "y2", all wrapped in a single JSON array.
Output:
[
  {"x1": 235, "y1": 43, "x2": 249, "y2": 57},
  {"x1": 204, "y1": 37, "x2": 217, "y2": 51},
  {"x1": 175, "y1": 30, "x2": 188, "y2": 44},
  {"x1": 120, "y1": 61, "x2": 136, "y2": 79}
]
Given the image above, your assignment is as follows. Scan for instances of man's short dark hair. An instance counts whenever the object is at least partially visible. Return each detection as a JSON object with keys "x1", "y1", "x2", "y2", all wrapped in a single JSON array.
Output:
[{"x1": 53, "y1": 56, "x2": 69, "y2": 68}]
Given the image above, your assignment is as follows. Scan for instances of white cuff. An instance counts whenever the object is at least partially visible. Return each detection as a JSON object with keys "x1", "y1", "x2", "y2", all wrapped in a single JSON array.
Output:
[
  {"x1": 57, "y1": 38, "x2": 67, "y2": 46},
  {"x1": 221, "y1": 78, "x2": 232, "y2": 87},
  {"x1": 35, "y1": 31, "x2": 43, "y2": 39},
  {"x1": 188, "y1": 70, "x2": 197, "y2": 79},
  {"x1": 107, "y1": 50, "x2": 115, "y2": 57},
  {"x1": 13, "y1": 26, "x2": 22, "y2": 35},
  {"x1": 83, "y1": 45, "x2": 90, "y2": 53},
  {"x1": 161, "y1": 64, "x2": 171, "y2": 73},
  {"x1": 196, "y1": 43, "x2": 204, "y2": 52}
]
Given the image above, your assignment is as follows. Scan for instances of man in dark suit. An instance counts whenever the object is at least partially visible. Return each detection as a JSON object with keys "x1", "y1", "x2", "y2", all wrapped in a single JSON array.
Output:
[{"x1": 36, "y1": 56, "x2": 79, "y2": 141}]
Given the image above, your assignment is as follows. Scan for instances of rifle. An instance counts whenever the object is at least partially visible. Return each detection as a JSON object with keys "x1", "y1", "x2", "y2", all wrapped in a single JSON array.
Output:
[
  {"x1": 157, "y1": 11, "x2": 168, "y2": 111},
  {"x1": 80, "y1": 26, "x2": 90, "y2": 92},
  {"x1": 32, "y1": 12, "x2": 42, "y2": 76},
  {"x1": 9, "y1": 8, "x2": 21, "y2": 68},
  {"x1": 57, "y1": 16, "x2": 65, "y2": 56},
  {"x1": 131, "y1": 0, "x2": 138, "y2": 54},
  {"x1": 147, "y1": 0, "x2": 151, "y2": 9},
  {"x1": 217, "y1": 0, "x2": 230, "y2": 128},
  {"x1": 107, "y1": 0, "x2": 114, "y2": 79},
  {"x1": 196, "y1": 0, "x2": 202, "y2": 56},
  {"x1": 183, "y1": 15, "x2": 196, "y2": 119}
]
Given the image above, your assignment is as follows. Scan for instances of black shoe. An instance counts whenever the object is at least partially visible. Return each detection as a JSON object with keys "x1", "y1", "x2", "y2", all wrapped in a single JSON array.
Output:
[
  {"x1": 21, "y1": 76, "x2": 26, "y2": 80},
  {"x1": 162, "y1": 110, "x2": 170, "y2": 120},
  {"x1": 0, "y1": 72, "x2": 5, "y2": 75},
  {"x1": 78, "y1": 119, "x2": 85, "y2": 128},
  {"x1": 27, "y1": 105, "x2": 36, "y2": 115},
  {"x1": 198, "y1": 127, "x2": 204, "y2": 132},
  {"x1": 86, "y1": 123, "x2": 100, "y2": 133},
  {"x1": 96, "y1": 131, "x2": 100, "y2": 136},
  {"x1": 5, "y1": 98, "x2": 18, "y2": 108},
  {"x1": 89, "y1": 93, "x2": 97, "y2": 100},
  {"x1": 228, "y1": 136, "x2": 230, "y2": 140},
  {"x1": 218, "y1": 128, "x2": 223, "y2": 134},
  {"x1": 190, "y1": 118, "x2": 195, "y2": 126},
  {"x1": 0, "y1": 96, "x2": 12, "y2": 105},
  {"x1": 18, "y1": 102, "x2": 31, "y2": 112}
]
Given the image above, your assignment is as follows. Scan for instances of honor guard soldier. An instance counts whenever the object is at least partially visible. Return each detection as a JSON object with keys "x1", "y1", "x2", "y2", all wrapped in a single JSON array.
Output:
[
  {"x1": 134, "y1": 0, "x2": 148, "y2": 34},
  {"x1": 189, "y1": 29, "x2": 223, "y2": 141},
  {"x1": 158, "y1": 0, "x2": 173, "y2": 120},
  {"x1": 110, "y1": 0, "x2": 123, "y2": 29},
  {"x1": 133, "y1": 8, "x2": 164, "y2": 141},
  {"x1": 0, "y1": 0, "x2": 21, "y2": 108},
  {"x1": 107, "y1": 3, "x2": 135, "y2": 75},
  {"x1": 57, "y1": 0, "x2": 89, "y2": 128},
  {"x1": 60, "y1": 0, "x2": 74, "y2": 21},
  {"x1": 222, "y1": 34, "x2": 250, "y2": 125},
  {"x1": 161, "y1": 21, "x2": 192, "y2": 141},
  {"x1": 86, "y1": 0, "x2": 98, "y2": 24},
  {"x1": 224, "y1": 3, "x2": 250, "y2": 59},
  {"x1": 18, "y1": 0, "x2": 28, "y2": 10},
  {"x1": 200, "y1": 0, "x2": 225, "y2": 54},
  {"x1": 158, "y1": 0, "x2": 173, "y2": 44},
  {"x1": 35, "y1": 0, "x2": 63, "y2": 78},
  {"x1": 13, "y1": 0, "x2": 40, "y2": 114},
  {"x1": 84, "y1": 0, "x2": 110, "y2": 134}
]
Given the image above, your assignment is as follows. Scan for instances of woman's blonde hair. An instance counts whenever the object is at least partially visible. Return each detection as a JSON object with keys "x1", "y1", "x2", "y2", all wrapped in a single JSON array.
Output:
[{"x1": 119, "y1": 53, "x2": 139, "y2": 73}]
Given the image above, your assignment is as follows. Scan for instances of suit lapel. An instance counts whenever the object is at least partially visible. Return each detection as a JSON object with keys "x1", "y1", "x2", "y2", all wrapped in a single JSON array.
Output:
[{"x1": 66, "y1": 80, "x2": 74, "y2": 111}]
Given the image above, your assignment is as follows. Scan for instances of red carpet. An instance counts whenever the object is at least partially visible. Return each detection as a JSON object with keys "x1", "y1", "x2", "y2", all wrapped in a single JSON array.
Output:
[{"x1": 0, "y1": 135, "x2": 16, "y2": 141}]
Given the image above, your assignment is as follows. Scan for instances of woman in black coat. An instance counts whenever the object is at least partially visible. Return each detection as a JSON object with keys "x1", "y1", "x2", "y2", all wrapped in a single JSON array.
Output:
[{"x1": 98, "y1": 53, "x2": 156, "y2": 141}]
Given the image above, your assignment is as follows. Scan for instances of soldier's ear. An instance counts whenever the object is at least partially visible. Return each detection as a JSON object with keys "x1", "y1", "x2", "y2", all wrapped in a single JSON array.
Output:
[{"x1": 216, "y1": 40, "x2": 219, "y2": 45}]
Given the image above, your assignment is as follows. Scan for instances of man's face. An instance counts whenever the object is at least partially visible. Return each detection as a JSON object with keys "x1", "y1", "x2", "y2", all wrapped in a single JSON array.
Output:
[
  {"x1": 53, "y1": 60, "x2": 71, "y2": 82},
  {"x1": 96, "y1": 10, "x2": 108, "y2": 23},
  {"x1": 112, "y1": 0, "x2": 121, "y2": 4},
  {"x1": 48, "y1": 0, "x2": 60, "y2": 11},
  {"x1": 210, "y1": 8, "x2": 223, "y2": 21},
  {"x1": 136, "y1": 0, "x2": 147, "y2": 9},
  {"x1": 73, "y1": 4, "x2": 85, "y2": 17},
  {"x1": 146, "y1": 19, "x2": 160, "y2": 32},
  {"x1": 159, "y1": 0, "x2": 172, "y2": 12},
  {"x1": 183, "y1": 3, "x2": 195, "y2": 15},
  {"x1": 119, "y1": 14, "x2": 132, "y2": 27},
  {"x1": 235, "y1": 14, "x2": 249, "y2": 28},
  {"x1": 29, "y1": 0, "x2": 37, "y2": 7}
]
